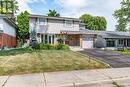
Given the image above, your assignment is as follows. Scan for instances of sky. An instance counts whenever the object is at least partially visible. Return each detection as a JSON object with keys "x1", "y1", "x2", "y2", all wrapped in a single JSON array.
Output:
[{"x1": 16, "y1": 0, "x2": 122, "y2": 31}]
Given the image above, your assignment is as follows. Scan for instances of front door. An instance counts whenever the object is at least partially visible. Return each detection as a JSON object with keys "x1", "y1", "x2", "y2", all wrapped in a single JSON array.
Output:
[{"x1": 42, "y1": 34, "x2": 54, "y2": 44}]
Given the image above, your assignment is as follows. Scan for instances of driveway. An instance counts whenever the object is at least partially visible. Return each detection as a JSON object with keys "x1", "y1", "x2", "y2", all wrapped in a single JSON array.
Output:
[{"x1": 79, "y1": 49, "x2": 130, "y2": 68}]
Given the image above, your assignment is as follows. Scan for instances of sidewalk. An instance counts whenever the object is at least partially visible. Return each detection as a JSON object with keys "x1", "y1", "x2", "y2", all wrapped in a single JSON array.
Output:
[{"x1": 0, "y1": 68, "x2": 130, "y2": 87}]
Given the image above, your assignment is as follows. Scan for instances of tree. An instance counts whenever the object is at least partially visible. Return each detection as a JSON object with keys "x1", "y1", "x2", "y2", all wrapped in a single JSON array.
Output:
[
  {"x1": 47, "y1": 10, "x2": 60, "y2": 17},
  {"x1": 0, "y1": 0, "x2": 18, "y2": 17},
  {"x1": 113, "y1": 0, "x2": 130, "y2": 32},
  {"x1": 16, "y1": 11, "x2": 29, "y2": 45},
  {"x1": 80, "y1": 14, "x2": 107, "y2": 31}
]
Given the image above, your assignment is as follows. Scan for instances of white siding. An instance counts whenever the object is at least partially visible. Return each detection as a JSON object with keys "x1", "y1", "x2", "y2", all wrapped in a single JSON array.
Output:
[
  {"x1": 3, "y1": 19, "x2": 16, "y2": 37},
  {"x1": 29, "y1": 17, "x2": 80, "y2": 34},
  {"x1": 0, "y1": 18, "x2": 4, "y2": 31},
  {"x1": 47, "y1": 19, "x2": 79, "y2": 34}
]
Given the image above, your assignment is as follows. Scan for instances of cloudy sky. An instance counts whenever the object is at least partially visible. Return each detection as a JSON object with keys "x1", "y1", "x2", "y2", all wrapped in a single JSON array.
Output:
[{"x1": 16, "y1": 0, "x2": 122, "y2": 31}]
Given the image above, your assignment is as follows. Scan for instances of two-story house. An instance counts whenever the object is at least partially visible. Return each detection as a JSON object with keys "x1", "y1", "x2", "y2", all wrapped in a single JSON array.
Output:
[
  {"x1": 29, "y1": 14, "x2": 96, "y2": 49},
  {"x1": 29, "y1": 14, "x2": 130, "y2": 49}
]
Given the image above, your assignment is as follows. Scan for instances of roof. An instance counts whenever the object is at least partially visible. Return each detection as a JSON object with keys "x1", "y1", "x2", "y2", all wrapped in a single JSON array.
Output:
[
  {"x1": 80, "y1": 29, "x2": 130, "y2": 38},
  {"x1": 0, "y1": 14, "x2": 18, "y2": 29},
  {"x1": 60, "y1": 29, "x2": 100, "y2": 35},
  {"x1": 29, "y1": 14, "x2": 80, "y2": 21},
  {"x1": 60, "y1": 29, "x2": 130, "y2": 38},
  {"x1": 99, "y1": 31, "x2": 130, "y2": 38}
]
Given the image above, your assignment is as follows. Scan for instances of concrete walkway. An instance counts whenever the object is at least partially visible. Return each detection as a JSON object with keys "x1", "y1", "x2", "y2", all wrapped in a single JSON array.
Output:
[
  {"x1": 69, "y1": 46, "x2": 84, "y2": 51},
  {"x1": 1, "y1": 68, "x2": 130, "y2": 87}
]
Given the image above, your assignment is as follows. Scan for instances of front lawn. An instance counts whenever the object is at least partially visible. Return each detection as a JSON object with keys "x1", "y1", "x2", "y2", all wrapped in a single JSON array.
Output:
[
  {"x1": 115, "y1": 50, "x2": 130, "y2": 55},
  {"x1": 0, "y1": 49, "x2": 108, "y2": 76}
]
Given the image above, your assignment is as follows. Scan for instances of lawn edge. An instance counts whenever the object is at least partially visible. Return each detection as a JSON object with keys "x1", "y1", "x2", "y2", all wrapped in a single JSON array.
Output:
[{"x1": 72, "y1": 51, "x2": 111, "y2": 68}]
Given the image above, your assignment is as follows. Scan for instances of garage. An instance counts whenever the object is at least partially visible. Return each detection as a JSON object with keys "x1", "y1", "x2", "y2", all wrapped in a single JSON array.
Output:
[{"x1": 82, "y1": 35, "x2": 94, "y2": 49}]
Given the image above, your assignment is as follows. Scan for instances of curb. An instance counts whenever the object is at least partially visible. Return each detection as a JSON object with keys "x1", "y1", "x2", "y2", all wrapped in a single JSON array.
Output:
[
  {"x1": 72, "y1": 51, "x2": 111, "y2": 68},
  {"x1": 45, "y1": 77, "x2": 130, "y2": 87}
]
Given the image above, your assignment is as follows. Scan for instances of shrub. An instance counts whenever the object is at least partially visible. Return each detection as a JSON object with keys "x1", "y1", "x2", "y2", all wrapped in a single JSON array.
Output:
[
  {"x1": 41, "y1": 44, "x2": 57, "y2": 50},
  {"x1": 25, "y1": 46, "x2": 34, "y2": 51},
  {"x1": 33, "y1": 44, "x2": 70, "y2": 50},
  {"x1": 57, "y1": 38, "x2": 64, "y2": 44},
  {"x1": 36, "y1": 44, "x2": 55, "y2": 50},
  {"x1": 49, "y1": 44, "x2": 58, "y2": 50},
  {"x1": 27, "y1": 42, "x2": 70, "y2": 50},
  {"x1": 57, "y1": 44, "x2": 70, "y2": 50},
  {"x1": 44, "y1": 44, "x2": 52, "y2": 50},
  {"x1": 38, "y1": 43, "x2": 45, "y2": 49}
]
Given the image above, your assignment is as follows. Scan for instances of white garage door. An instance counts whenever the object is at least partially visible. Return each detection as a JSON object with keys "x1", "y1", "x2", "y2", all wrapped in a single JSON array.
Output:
[
  {"x1": 82, "y1": 41, "x2": 93, "y2": 49},
  {"x1": 82, "y1": 35, "x2": 94, "y2": 49}
]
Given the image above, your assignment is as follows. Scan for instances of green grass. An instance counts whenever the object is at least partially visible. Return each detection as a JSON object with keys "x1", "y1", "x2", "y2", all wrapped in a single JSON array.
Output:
[
  {"x1": 114, "y1": 50, "x2": 130, "y2": 55},
  {"x1": 0, "y1": 49, "x2": 108, "y2": 76},
  {"x1": 112, "y1": 81, "x2": 123, "y2": 87}
]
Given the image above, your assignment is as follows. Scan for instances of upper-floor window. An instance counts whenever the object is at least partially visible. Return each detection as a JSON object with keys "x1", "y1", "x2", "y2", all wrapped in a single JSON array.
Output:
[
  {"x1": 30, "y1": 18, "x2": 37, "y2": 24},
  {"x1": 65, "y1": 20, "x2": 73, "y2": 27},
  {"x1": 39, "y1": 18, "x2": 46, "y2": 25},
  {"x1": 79, "y1": 23, "x2": 85, "y2": 29}
]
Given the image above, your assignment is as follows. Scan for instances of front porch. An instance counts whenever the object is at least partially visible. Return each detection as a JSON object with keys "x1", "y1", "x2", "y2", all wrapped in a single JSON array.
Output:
[
  {"x1": 36, "y1": 33, "x2": 82, "y2": 46},
  {"x1": 64, "y1": 34, "x2": 81, "y2": 46},
  {"x1": 36, "y1": 33, "x2": 96, "y2": 49}
]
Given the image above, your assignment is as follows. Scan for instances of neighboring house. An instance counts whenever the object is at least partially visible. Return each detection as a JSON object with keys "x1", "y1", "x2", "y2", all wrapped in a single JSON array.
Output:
[
  {"x1": 96, "y1": 31, "x2": 130, "y2": 50},
  {"x1": 29, "y1": 14, "x2": 130, "y2": 49},
  {"x1": 0, "y1": 15, "x2": 17, "y2": 48}
]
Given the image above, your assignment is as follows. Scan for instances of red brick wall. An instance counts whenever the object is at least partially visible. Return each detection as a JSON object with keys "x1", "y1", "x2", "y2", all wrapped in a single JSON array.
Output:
[{"x1": 0, "y1": 33, "x2": 16, "y2": 48}]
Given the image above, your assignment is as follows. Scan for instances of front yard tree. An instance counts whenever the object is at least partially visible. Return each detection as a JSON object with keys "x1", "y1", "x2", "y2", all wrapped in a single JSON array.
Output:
[
  {"x1": 113, "y1": 0, "x2": 130, "y2": 32},
  {"x1": 47, "y1": 10, "x2": 60, "y2": 17},
  {"x1": 17, "y1": 11, "x2": 29, "y2": 45},
  {"x1": 80, "y1": 14, "x2": 107, "y2": 31}
]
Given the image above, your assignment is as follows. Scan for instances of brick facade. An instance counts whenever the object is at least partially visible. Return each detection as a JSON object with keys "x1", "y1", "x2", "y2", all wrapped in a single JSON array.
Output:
[{"x1": 0, "y1": 33, "x2": 16, "y2": 48}]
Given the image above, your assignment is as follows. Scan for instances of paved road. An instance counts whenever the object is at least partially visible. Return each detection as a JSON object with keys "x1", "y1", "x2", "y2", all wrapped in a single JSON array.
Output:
[{"x1": 79, "y1": 49, "x2": 130, "y2": 68}]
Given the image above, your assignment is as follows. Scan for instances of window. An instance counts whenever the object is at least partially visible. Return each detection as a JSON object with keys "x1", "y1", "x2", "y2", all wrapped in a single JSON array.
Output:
[
  {"x1": 79, "y1": 24, "x2": 85, "y2": 29},
  {"x1": 106, "y1": 39, "x2": 115, "y2": 47},
  {"x1": 118, "y1": 39, "x2": 124, "y2": 45},
  {"x1": 41, "y1": 34, "x2": 44, "y2": 43},
  {"x1": 65, "y1": 20, "x2": 73, "y2": 27},
  {"x1": 30, "y1": 18, "x2": 37, "y2": 31},
  {"x1": 45, "y1": 35, "x2": 48, "y2": 44},
  {"x1": 49, "y1": 36, "x2": 51, "y2": 44},
  {"x1": 52, "y1": 35, "x2": 54, "y2": 44},
  {"x1": 127, "y1": 39, "x2": 130, "y2": 47},
  {"x1": 39, "y1": 18, "x2": 46, "y2": 25}
]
